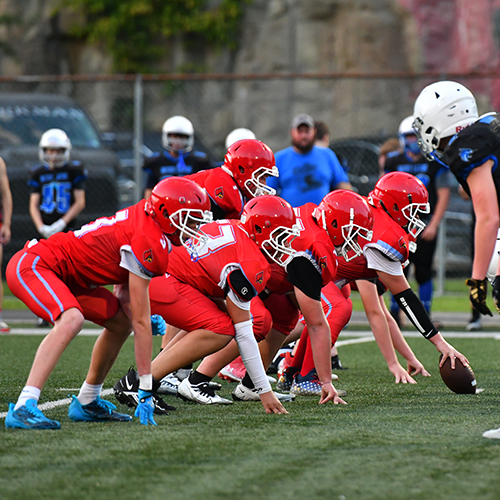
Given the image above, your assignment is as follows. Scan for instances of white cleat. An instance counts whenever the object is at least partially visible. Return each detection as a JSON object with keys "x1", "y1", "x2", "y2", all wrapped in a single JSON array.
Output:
[
  {"x1": 157, "y1": 372, "x2": 181, "y2": 396},
  {"x1": 177, "y1": 378, "x2": 233, "y2": 405},
  {"x1": 231, "y1": 383, "x2": 295, "y2": 402},
  {"x1": 483, "y1": 427, "x2": 500, "y2": 439}
]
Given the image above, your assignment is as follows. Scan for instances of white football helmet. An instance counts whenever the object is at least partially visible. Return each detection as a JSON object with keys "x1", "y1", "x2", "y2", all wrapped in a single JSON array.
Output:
[
  {"x1": 398, "y1": 115, "x2": 421, "y2": 155},
  {"x1": 39, "y1": 129, "x2": 72, "y2": 168},
  {"x1": 162, "y1": 116, "x2": 194, "y2": 154},
  {"x1": 413, "y1": 81, "x2": 478, "y2": 160},
  {"x1": 225, "y1": 128, "x2": 256, "y2": 150}
]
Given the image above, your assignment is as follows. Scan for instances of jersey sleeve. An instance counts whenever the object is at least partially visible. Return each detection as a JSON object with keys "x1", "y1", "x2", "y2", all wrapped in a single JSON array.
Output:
[
  {"x1": 123, "y1": 233, "x2": 169, "y2": 279},
  {"x1": 71, "y1": 163, "x2": 88, "y2": 190},
  {"x1": 203, "y1": 171, "x2": 244, "y2": 218},
  {"x1": 297, "y1": 239, "x2": 338, "y2": 286}
]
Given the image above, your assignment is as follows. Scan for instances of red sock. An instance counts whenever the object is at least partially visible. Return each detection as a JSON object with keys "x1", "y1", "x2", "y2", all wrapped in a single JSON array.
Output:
[{"x1": 289, "y1": 327, "x2": 308, "y2": 369}]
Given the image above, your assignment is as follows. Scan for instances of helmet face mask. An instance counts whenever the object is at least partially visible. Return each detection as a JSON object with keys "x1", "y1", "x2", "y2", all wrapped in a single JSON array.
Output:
[
  {"x1": 223, "y1": 139, "x2": 278, "y2": 199},
  {"x1": 317, "y1": 190, "x2": 374, "y2": 262},
  {"x1": 39, "y1": 128, "x2": 71, "y2": 168},
  {"x1": 145, "y1": 177, "x2": 212, "y2": 253},
  {"x1": 413, "y1": 81, "x2": 478, "y2": 160},
  {"x1": 398, "y1": 115, "x2": 421, "y2": 156},
  {"x1": 240, "y1": 195, "x2": 299, "y2": 267},
  {"x1": 369, "y1": 172, "x2": 430, "y2": 239},
  {"x1": 162, "y1": 116, "x2": 194, "y2": 155}
]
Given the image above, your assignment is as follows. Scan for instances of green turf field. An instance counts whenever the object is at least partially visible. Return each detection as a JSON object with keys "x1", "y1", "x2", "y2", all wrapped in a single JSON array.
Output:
[{"x1": 1, "y1": 334, "x2": 499, "y2": 500}]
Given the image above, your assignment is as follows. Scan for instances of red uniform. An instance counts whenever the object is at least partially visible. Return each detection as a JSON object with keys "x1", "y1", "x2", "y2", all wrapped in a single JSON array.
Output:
[
  {"x1": 333, "y1": 206, "x2": 410, "y2": 286},
  {"x1": 7, "y1": 200, "x2": 170, "y2": 325},
  {"x1": 186, "y1": 168, "x2": 245, "y2": 220},
  {"x1": 149, "y1": 219, "x2": 271, "y2": 338}
]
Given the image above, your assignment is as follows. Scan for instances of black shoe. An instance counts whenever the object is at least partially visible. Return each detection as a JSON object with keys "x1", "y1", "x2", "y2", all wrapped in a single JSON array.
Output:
[
  {"x1": 331, "y1": 355, "x2": 348, "y2": 370},
  {"x1": 113, "y1": 367, "x2": 176, "y2": 414},
  {"x1": 37, "y1": 317, "x2": 51, "y2": 327}
]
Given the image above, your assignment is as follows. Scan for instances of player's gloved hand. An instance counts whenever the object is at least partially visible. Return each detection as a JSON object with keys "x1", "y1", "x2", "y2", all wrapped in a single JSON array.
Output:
[
  {"x1": 465, "y1": 278, "x2": 493, "y2": 316},
  {"x1": 492, "y1": 276, "x2": 500, "y2": 314},
  {"x1": 48, "y1": 219, "x2": 67, "y2": 236},
  {"x1": 151, "y1": 314, "x2": 166, "y2": 336},
  {"x1": 135, "y1": 389, "x2": 157, "y2": 426},
  {"x1": 38, "y1": 225, "x2": 52, "y2": 239}
]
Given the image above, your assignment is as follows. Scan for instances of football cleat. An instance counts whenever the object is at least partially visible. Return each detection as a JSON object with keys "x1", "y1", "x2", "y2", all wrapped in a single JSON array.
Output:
[
  {"x1": 231, "y1": 383, "x2": 295, "y2": 402},
  {"x1": 177, "y1": 378, "x2": 233, "y2": 405},
  {"x1": 173, "y1": 367, "x2": 192, "y2": 381},
  {"x1": 276, "y1": 366, "x2": 300, "y2": 392},
  {"x1": 5, "y1": 399, "x2": 60, "y2": 430},
  {"x1": 68, "y1": 395, "x2": 132, "y2": 422},
  {"x1": 0, "y1": 319, "x2": 10, "y2": 333},
  {"x1": 157, "y1": 373, "x2": 181, "y2": 396},
  {"x1": 483, "y1": 427, "x2": 500, "y2": 439},
  {"x1": 218, "y1": 356, "x2": 246, "y2": 382},
  {"x1": 290, "y1": 369, "x2": 347, "y2": 397},
  {"x1": 113, "y1": 367, "x2": 176, "y2": 414}
]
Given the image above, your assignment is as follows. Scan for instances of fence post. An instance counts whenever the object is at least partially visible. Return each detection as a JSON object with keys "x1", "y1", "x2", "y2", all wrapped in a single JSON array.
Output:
[
  {"x1": 133, "y1": 74, "x2": 144, "y2": 204},
  {"x1": 435, "y1": 216, "x2": 446, "y2": 297}
]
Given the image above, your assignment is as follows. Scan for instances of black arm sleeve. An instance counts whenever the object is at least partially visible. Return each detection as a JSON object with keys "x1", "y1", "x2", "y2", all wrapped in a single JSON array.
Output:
[
  {"x1": 394, "y1": 288, "x2": 439, "y2": 339},
  {"x1": 287, "y1": 256, "x2": 323, "y2": 301},
  {"x1": 210, "y1": 199, "x2": 227, "y2": 221},
  {"x1": 225, "y1": 269, "x2": 257, "y2": 302}
]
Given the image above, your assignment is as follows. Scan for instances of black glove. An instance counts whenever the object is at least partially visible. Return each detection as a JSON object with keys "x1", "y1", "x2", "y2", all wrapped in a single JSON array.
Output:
[
  {"x1": 492, "y1": 276, "x2": 500, "y2": 314},
  {"x1": 465, "y1": 278, "x2": 493, "y2": 316}
]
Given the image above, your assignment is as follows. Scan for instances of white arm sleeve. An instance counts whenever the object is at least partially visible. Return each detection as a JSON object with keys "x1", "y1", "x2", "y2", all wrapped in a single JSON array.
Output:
[
  {"x1": 364, "y1": 246, "x2": 404, "y2": 276},
  {"x1": 234, "y1": 320, "x2": 272, "y2": 394}
]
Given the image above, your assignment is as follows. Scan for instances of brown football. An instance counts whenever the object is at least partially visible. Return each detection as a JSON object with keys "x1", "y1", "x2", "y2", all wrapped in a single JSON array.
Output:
[{"x1": 439, "y1": 355, "x2": 476, "y2": 394}]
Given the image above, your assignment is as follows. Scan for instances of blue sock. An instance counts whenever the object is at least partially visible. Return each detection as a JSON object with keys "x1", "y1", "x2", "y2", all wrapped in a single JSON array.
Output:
[
  {"x1": 419, "y1": 280, "x2": 433, "y2": 314},
  {"x1": 390, "y1": 294, "x2": 399, "y2": 314}
]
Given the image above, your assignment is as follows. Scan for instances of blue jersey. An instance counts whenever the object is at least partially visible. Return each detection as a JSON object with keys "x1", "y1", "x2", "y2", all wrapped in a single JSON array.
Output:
[{"x1": 267, "y1": 146, "x2": 348, "y2": 206}]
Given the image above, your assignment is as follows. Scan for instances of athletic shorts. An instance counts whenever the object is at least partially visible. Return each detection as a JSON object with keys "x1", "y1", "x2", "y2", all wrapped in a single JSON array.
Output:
[
  {"x1": 149, "y1": 274, "x2": 235, "y2": 336},
  {"x1": 6, "y1": 249, "x2": 119, "y2": 326}
]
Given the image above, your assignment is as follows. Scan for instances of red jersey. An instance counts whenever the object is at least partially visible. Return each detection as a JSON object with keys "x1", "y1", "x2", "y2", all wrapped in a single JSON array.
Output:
[
  {"x1": 334, "y1": 205, "x2": 410, "y2": 286},
  {"x1": 167, "y1": 219, "x2": 270, "y2": 298},
  {"x1": 26, "y1": 200, "x2": 170, "y2": 288},
  {"x1": 266, "y1": 203, "x2": 338, "y2": 295},
  {"x1": 186, "y1": 167, "x2": 245, "y2": 219}
]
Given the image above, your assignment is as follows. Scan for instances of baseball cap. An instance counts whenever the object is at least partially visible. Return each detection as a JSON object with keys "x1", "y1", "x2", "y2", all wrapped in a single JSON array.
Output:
[{"x1": 291, "y1": 113, "x2": 315, "y2": 129}]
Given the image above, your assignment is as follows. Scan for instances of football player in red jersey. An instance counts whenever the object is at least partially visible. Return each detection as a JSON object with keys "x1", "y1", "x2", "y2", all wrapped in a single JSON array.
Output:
[
  {"x1": 186, "y1": 138, "x2": 278, "y2": 220},
  {"x1": 287, "y1": 173, "x2": 468, "y2": 390},
  {"x1": 192, "y1": 191, "x2": 375, "y2": 405},
  {"x1": 114, "y1": 195, "x2": 301, "y2": 414},
  {"x1": 5, "y1": 177, "x2": 212, "y2": 429}
]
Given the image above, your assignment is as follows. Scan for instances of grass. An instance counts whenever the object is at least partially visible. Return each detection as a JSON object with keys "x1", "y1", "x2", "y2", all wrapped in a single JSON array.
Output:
[{"x1": 1, "y1": 334, "x2": 500, "y2": 500}]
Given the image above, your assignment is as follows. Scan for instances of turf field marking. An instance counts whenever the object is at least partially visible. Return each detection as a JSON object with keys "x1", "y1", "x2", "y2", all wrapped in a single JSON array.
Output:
[{"x1": 0, "y1": 388, "x2": 114, "y2": 419}]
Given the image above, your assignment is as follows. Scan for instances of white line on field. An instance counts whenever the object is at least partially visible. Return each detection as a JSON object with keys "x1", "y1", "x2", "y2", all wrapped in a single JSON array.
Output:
[{"x1": 0, "y1": 388, "x2": 114, "y2": 419}]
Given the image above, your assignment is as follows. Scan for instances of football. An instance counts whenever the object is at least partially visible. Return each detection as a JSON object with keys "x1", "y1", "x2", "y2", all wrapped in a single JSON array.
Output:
[{"x1": 439, "y1": 355, "x2": 476, "y2": 394}]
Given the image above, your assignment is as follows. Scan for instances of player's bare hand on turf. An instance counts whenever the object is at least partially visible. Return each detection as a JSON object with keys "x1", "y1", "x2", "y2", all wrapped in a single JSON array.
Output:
[
  {"x1": 407, "y1": 360, "x2": 431, "y2": 377},
  {"x1": 320, "y1": 382, "x2": 347, "y2": 405},
  {"x1": 260, "y1": 391, "x2": 288, "y2": 414},
  {"x1": 436, "y1": 341, "x2": 469, "y2": 370},
  {"x1": 390, "y1": 364, "x2": 417, "y2": 384}
]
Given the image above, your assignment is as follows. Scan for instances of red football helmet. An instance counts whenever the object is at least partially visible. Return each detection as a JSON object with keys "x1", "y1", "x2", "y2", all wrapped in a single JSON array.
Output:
[
  {"x1": 145, "y1": 177, "x2": 212, "y2": 249},
  {"x1": 316, "y1": 190, "x2": 374, "y2": 261},
  {"x1": 222, "y1": 139, "x2": 279, "y2": 198},
  {"x1": 368, "y1": 172, "x2": 430, "y2": 239},
  {"x1": 240, "y1": 195, "x2": 300, "y2": 267}
]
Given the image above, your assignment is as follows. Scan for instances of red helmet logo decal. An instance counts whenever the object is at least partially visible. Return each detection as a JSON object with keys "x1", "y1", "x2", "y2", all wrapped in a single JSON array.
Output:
[
  {"x1": 255, "y1": 271, "x2": 264, "y2": 284},
  {"x1": 143, "y1": 249, "x2": 154, "y2": 263},
  {"x1": 215, "y1": 186, "x2": 224, "y2": 199},
  {"x1": 398, "y1": 237, "x2": 407, "y2": 250},
  {"x1": 319, "y1": 256, "x2": 327, "y2": 269}
]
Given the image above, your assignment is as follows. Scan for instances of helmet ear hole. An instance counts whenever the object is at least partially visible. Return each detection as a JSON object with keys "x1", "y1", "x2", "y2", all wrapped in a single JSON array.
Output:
[
  {"x1": 239, "y1": 165, "x2": 245, "y2": 174},
  {"x1": 393, "y1": 204, "x2": 399, "y2": 212},
  {"x1": 331, "y1": 219, "x2": 338, "y2": 229},
  {"x1": 255, "y1": 224, "x2": 262, "y2": 234}
]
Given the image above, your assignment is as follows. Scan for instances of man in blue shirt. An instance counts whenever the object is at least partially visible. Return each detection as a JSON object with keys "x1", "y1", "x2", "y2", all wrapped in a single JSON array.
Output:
[{"x1": 268, "y1": 114, "x2": 351, "y2": 207}]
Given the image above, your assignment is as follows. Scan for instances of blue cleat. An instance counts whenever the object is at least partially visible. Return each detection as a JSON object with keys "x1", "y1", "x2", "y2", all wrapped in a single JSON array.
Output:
[
  {"x1": 5, "y1": 399, "x2": 61, "y2": 430},
  {"x1": 68, "y1": 395, "x2": 132, "y2": 422}
]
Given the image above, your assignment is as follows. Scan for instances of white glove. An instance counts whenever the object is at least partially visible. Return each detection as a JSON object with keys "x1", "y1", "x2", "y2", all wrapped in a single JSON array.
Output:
[
  {"x1": 47, "y1": 219, "x2": 67, "y2": 236},
  {"x1": 38, "y1": 225, "x2": 52, "y2": 239}
]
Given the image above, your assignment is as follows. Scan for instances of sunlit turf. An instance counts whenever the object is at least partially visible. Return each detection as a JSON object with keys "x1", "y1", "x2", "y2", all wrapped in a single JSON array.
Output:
[{"x1": 1, "y1": 334, "x2": 499, "y2": 500}]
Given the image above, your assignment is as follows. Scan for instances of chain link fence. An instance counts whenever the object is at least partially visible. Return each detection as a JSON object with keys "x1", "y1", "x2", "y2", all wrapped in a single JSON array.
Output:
[{"x1": 0, "y1": 72, "x2": 490, "y2": 284}]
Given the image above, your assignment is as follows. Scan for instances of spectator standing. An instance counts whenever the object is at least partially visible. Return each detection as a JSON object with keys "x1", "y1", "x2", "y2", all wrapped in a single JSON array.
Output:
[
  {"x1": 143, "y1": 116, "x2": 212, "y2": 199},
  {"x1": 267, "y1": 114, "x2": 351, "y2": 207},
  {"x1": 314, "y1": 121, "x2": 331, "y2": 148},
  {"x1": 0, "y1": 157, "x2": 12, "y2": 333},
  {"x1": 384, "y1": 116, "x2": 452, "y2": 327}
]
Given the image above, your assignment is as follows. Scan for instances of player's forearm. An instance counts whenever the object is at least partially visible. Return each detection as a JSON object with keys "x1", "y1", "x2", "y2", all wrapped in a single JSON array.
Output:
[
  {"x1": 133, "y1": 318, "x2": 153, "y2": 379},
  {"x1": 308, "y1": 323, "x2": 333, "y2": 385}
]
